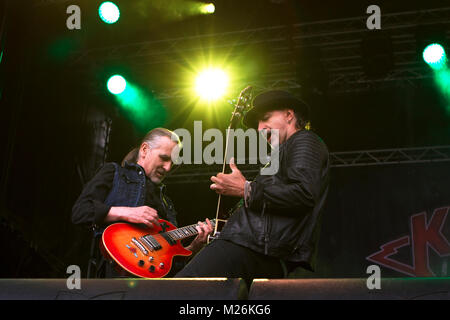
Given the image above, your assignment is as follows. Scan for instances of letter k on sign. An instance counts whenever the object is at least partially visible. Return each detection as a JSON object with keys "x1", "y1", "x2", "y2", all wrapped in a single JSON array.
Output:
[{"x1": 367, "y1": 207, "x2": 450, "y2": 277}]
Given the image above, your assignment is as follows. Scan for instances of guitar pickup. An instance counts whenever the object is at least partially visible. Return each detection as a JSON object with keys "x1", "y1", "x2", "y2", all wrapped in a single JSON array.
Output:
[
  {"x1": 160, "y1": 232, "x2": 176, "y2": 246},
  {"x1": 141, "y1": 235, "x2": 162, "y2": 251},
  {"x1": 131, "y1": 237, "x2": 148, "y2": 255}
]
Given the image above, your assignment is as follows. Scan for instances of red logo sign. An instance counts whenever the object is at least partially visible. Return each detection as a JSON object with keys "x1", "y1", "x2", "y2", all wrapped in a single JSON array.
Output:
[{"x1": 367, "y1": 206, "x2": 450, "y2": 277}]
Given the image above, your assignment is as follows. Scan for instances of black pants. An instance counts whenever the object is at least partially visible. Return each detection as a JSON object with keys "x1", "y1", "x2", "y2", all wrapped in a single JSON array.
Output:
[{"x1": 175, "y1": 239, "x2": 285, "y2": 286}]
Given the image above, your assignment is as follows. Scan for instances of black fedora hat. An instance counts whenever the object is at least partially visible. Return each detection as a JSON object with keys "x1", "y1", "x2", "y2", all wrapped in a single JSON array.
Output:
[{"x1": 243, "y1": 90, "x2": 310, "y2": 129}]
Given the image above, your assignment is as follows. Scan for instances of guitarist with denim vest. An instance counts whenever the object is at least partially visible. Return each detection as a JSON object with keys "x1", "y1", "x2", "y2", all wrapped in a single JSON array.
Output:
[{"x1": 72, "y1": 128, "x2": 213, "y2": 277}]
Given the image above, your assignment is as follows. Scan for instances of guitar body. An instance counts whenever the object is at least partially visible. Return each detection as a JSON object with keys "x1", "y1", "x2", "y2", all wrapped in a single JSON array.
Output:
[{"x1": 101, "y1": 219, "x2": 192, "y2": 278}]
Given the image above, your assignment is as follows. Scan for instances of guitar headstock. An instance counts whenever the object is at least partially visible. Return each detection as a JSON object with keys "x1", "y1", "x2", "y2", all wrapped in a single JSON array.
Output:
[{"x1": 229, "y1": 86, "x2": 253, "y2": 127}]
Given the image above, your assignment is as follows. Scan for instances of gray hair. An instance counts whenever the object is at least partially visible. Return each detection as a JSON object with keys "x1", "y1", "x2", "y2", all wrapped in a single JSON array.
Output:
[{"x1": 121, "y1": 128, "x2": 181, "y2": 166}]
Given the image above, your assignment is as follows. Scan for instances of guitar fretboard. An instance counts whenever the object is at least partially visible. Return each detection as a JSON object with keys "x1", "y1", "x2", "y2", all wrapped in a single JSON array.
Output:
[{"x1": 166, "y1": 220, "x2": 216, "y2": 241}]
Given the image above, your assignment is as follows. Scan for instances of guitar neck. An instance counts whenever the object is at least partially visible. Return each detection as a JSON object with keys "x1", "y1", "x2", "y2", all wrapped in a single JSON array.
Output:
[{"x1": 166, "y1": 220, "x2": 215, "y2": 241}]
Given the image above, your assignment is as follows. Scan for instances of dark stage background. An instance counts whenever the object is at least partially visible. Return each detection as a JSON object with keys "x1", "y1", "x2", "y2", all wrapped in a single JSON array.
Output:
[{"x1": 0, "y1": 0, "x2": 449, "y2": 278}]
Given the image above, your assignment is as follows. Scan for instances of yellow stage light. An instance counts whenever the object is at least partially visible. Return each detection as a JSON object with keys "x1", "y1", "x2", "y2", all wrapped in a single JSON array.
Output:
[
  {"x1": 202, "y1": 3, "x2": 215, "y2": 14},
  {"x1": 195, "y1": 68, "x2": 229, "y2": 101}
]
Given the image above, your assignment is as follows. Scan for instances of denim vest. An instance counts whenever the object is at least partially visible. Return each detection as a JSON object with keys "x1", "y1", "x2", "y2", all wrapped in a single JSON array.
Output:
[{"x1": 104, "y1": 162, "x2": 177, "y2": 226}]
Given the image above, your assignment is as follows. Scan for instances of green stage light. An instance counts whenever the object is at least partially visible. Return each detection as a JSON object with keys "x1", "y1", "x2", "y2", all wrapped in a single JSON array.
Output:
[
  {"x1": 195, "y1": 68, "x2": 229, "y2": 101},
  {"x1": 423, "y1": 43, "x2": 447, "y2": 70},
  {"x1": 99, "y1": 1, "x2": 120, "y2": 24},
  {"x1": 107, "y1": 75, "x2": 127, "y2": 94},
  {"x1": 113, "y1": 82, "x2": 167, "y2": 133}
]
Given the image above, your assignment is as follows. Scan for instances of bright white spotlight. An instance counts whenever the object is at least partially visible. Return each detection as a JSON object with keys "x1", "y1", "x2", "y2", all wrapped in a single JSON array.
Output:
[
  {"x1": 99, "y1": 2, "x2": 120, "y2": 24},
  {"x1": 107, "y1": 75, "x2": 127, "y2": 95},
  {"x1": 195, "y1": 68, "x2": 229, "y2": 101},
  {"x1": 423, "y1": 43, "x2": 447, "y2": 70}
]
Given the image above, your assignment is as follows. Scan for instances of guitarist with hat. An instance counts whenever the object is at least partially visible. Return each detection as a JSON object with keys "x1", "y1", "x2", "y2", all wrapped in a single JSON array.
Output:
[{"x1": 176, "y1": 90, "x2": 330, "y2": 284}]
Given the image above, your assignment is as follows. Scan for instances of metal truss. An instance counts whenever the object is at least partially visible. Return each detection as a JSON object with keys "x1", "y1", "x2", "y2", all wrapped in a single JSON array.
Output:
[
  {"x1": 164, "y1": 145, "x2": 450, "y2": 184},
  {"x1": 330, "y1": 145, "x2": 450, "y2": 167},
  {"x1": 71, "y1": 8, "x2": 450, "y2": 65},
  {"x1": 70, "y1": 7, "x2": 450, "y2": 96}
]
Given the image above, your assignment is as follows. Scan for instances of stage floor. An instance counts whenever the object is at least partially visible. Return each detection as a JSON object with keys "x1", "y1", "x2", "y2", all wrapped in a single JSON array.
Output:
[{"x1": 0, "y1": 278, "x2": 449, "y2": 300}]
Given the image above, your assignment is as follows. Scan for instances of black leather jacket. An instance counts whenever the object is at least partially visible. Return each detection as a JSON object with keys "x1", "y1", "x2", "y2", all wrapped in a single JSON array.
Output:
[{"x1": 218, "y1": 129, "x2": 330, "y2": 271}]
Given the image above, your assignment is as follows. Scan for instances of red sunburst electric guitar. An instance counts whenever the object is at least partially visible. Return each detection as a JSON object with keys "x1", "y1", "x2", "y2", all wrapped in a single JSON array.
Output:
[{"x1": 101, "y1": 219, "x2": 215, "y2": 278}]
